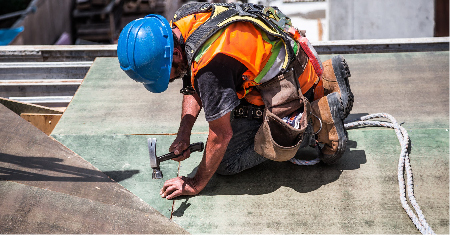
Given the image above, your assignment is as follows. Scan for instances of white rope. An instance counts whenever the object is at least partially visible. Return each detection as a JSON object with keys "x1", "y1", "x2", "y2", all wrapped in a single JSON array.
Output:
[
  {"x1": 344, "y1": 113, "x2": 435, "y2": 235},
  {"x1": 289, "y1": 113, "x2": 435, "y2": 234}
]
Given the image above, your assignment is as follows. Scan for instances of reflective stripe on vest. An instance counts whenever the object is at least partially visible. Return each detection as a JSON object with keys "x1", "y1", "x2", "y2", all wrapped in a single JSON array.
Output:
[
  {"x1": 174, "y1": 17, "x2": 283, "y2": 91},
  {"x1": 172, "y1": 4, "x2": 319, "y2": 105}
]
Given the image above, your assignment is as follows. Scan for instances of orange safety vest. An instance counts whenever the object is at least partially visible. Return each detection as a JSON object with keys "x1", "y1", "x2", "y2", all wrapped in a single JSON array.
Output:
[{"x1": 172, "y1": 12, "x2": 322, "y2": 106}]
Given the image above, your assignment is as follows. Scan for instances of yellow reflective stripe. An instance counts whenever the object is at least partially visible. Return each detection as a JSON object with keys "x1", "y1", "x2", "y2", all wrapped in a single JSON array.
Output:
[
  {"x1": 254, "y1": 40, "x2": 283, "y2": 83},
  {"x1": 217, "y1": 15, "x2": 281, "y2": 38},
  {"x1": 211, "y1": 5, "x2": 229, "y2": 18},
  {"x1": 282, "y1": 43, "x2": 289, "y2": 69},
  {"x1": 194, "y1": 28, "x2": 226, "y2": 62}
]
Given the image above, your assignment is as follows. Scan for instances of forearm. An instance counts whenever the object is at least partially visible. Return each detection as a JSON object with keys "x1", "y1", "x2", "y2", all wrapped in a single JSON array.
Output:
[
  {"x1": 192, "y1": 113, "x2": 233, "y2": 191},
  {"x1": 178, "y1": 94, "x2": 202, "y2": 135},
  {"x1": 170, "y1": 93, "x2": 202, "y2": 157},
  {"x1": 160, "y1": 106, "x2": 233, "y2": 200}
]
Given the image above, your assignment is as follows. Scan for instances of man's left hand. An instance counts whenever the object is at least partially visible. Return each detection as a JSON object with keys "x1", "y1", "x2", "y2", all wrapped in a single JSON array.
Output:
[{"x1": 160, "y1": 176, "x2": 199, "y2": 199}]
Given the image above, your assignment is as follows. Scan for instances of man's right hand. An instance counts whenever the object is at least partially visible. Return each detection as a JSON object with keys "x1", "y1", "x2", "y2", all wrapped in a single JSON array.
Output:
[{"x1": 169, "y1": 135, "x2": 191, "y2": 162}]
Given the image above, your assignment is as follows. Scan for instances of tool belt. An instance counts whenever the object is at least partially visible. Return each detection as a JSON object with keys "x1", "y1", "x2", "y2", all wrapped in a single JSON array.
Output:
[
  {"x1": 253, "y1": 49, "x2": 312, "y2": 162},
  {"x1": 233, "y1": 102, "x2": 264, "y2": 120}
]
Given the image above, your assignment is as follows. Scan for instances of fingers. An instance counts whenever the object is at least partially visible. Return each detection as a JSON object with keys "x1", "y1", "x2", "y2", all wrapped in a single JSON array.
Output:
[
  {"x1": 172, "y1": 149, "x2": 191, "y2": 161},
  {"x1": 160, "y1": 180, "x2": 173, "y2": 197},
  {"x1": 169, "y1": 141, "x2": 179, "y2": 153},
  {"x1": 161, "y1": 185, "x2": 181, "y2": 200},
  {"x1": 160, "y1": 177, "x2": 198, "y2": 200},
  {"x1": 160, "y1": 181, "x2": 170, "y2": 195},
  {"x1": 160, "y1": 177, "x2": 183, "y2": 199},
  {"x1": 170, "y1": 140, "x2": 189, "y2": 155},
  {"x1": 170, "y1": 140, "x2": 191, "y2": 161},
  {"x1": 174, "y1": 142, "x2": 188, "y2": 156},
  {"x1": 166, "y1": 188, "x2": 183, "y2": 200}
]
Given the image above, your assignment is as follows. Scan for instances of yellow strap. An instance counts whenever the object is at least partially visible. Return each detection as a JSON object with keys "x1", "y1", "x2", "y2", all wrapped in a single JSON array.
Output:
[
  {"x1": 211, "y1": 5, "x2": 228, "y2": 18},
  {"x1": 218, "y1": 15, "x2": 280, "y2": 38}
]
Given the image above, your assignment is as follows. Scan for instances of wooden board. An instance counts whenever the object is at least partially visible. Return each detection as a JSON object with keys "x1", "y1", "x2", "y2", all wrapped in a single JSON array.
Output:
[
  {"x1": 20, "y1": 113, "x2": 62, "y2": 135},
  {"x1": 0, "y1": 97, "x2": 63, "y2": 115}
]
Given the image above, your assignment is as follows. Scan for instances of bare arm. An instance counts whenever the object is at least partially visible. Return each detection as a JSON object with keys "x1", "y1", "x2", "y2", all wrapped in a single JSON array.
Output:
[
  {"x1": 160, "y1": 112, "x2": 233, "y2": 199},
  {"x1": 190, "y1": 112, "x2": 233, "y2": 191},
  {"x1": 170, "y1": 93, "x2": 202, "y2": 160}
]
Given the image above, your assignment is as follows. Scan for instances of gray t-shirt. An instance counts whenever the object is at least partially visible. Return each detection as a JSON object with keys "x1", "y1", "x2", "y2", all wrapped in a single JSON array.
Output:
[{"x1": 194, "y1": 54, "x2": 247, "y2": 122}]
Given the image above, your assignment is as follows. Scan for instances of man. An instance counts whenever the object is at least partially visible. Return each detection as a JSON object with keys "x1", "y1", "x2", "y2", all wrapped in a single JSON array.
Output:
[{"x1": 117, "y1": 2, "x2": 353, "y2": 200}]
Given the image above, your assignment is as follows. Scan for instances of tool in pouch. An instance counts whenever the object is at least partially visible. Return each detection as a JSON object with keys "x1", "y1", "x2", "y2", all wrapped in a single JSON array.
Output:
[{"x1": 148, "y1": 138, "x2": 204, "y2": 179}]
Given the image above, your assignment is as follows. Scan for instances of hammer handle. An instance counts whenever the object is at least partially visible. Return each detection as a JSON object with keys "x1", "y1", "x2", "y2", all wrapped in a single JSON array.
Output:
[{"x1": 158, "y1": 142, "x2": 204, "y2": 162}]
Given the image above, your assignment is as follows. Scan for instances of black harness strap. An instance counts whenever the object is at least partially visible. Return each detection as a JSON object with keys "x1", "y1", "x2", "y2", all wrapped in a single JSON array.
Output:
[
  {"x1": 172, "y1": 2, "x2": 298, "y2": 70},
  {"x1": 173, "y1": 2, "x2": 213, "y2": 22},
  {"x1": 184, "y1": 6, "x2": 240, "y2": 65}
]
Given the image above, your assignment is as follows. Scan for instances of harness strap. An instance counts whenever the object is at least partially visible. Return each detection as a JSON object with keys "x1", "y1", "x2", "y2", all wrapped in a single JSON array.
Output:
[
  {"x1": 184, "y1": 7, "x2": 240, "y2": 65},
  {"x1": 173, "y1": 2, "x2": 217, "y2": 22},
  {"x1": 173, "y1": 2, "x2": 297, "y2": 71}
]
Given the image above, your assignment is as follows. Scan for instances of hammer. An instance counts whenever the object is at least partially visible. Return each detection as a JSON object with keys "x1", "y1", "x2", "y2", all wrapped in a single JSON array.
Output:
[{"x1": 148, "y1": 138, "x2": 204, "y2": 179}]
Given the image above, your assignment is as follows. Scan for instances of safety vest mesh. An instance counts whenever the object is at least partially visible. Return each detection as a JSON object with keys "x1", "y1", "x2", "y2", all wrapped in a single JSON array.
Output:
[{"x1": 172, "y1": 2, "x2": 319, "y2": 105}]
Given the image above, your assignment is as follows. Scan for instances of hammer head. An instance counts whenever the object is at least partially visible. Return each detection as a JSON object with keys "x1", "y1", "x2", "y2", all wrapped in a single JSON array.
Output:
[
  {"x1": 148, "y1": 138, "x2": 163, "y2": 179},
  {"x1": 148, "y1": 138, "x2": 204, "y2": 180}
]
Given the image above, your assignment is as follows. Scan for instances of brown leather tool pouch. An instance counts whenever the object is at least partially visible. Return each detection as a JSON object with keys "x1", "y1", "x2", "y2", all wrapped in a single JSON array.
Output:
[
  {"x1": 256, "y1": 69, "x2": 302, "y2": 118},
  {"x1": 254, "y1": 69, "x2": 311, "y2": 161}
]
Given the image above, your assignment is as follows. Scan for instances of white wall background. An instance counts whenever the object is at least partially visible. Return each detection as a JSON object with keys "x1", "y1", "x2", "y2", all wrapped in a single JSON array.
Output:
[{"x1": 328, "y1": 0, "x2": 435, "y2": 40}]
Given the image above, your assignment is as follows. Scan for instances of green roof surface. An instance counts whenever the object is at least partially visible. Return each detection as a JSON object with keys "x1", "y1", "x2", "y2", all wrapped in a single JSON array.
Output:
[{"x1": 2, "y1": 51, "x2": 447, "y2": 234}]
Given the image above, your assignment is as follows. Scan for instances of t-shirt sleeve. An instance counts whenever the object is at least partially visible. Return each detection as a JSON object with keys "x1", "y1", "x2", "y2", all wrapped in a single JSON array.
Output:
[{"x1": 194, "y1": 54, "x2": 247, "y2": 122}]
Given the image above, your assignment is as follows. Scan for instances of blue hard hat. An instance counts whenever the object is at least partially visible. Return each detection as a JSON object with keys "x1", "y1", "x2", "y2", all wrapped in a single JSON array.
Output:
[{"x1": 117, "y1": 14, "x2": 173, "y2": 93}]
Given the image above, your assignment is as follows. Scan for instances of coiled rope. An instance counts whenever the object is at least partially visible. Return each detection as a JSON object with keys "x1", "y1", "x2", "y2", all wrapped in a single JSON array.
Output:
[{"x1": 289, "y1": 113, "x2": 435, "y2": 235}]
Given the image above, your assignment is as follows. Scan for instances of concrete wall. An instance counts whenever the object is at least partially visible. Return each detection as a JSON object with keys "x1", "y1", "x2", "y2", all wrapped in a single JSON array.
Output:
[
  {"x1": 11, "y1": 0, "x2": 73, "y2": 45},
  {"x1": 328, "y1": 0, "x2": 435, "y2": 40}
]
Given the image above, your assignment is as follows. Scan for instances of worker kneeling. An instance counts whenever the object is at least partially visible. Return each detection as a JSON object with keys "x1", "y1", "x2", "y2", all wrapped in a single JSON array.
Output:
[{"x1": 117, "y1": 2, "x2": 354, "y2": 199}]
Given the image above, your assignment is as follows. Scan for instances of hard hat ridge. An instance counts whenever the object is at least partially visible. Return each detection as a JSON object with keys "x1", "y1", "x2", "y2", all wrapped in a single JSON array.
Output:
[{"x1": 117, "y1": 14, "x2": 174, "y2": 93}]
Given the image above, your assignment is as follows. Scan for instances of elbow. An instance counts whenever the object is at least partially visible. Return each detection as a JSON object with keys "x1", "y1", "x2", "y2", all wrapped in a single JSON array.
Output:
[
  {"x1": 214, "y1": 129, "x2": 233, "y2": 145},
  {"x1": 208, "y1": 112, "x2": 234, "y2": 147},
  {"x1": 209, "y1": 126, "x2": 233, "y2": 147},
  {"x1": 221, "y1": 129, "x2": 233, "y2": 144}
]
